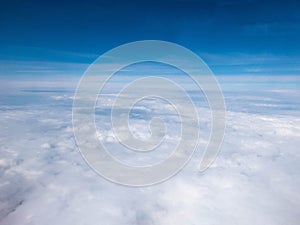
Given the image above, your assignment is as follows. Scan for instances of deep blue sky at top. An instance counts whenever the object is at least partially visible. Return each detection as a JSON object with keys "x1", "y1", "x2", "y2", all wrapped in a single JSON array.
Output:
[{"x1": 0, "y1": 0, "x2": 299, "y2": 76}]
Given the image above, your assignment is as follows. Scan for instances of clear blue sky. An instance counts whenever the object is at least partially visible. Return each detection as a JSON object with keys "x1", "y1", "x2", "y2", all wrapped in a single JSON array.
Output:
[{"x1": 0, "y1": 0, "x2": 299, "y2": 76}]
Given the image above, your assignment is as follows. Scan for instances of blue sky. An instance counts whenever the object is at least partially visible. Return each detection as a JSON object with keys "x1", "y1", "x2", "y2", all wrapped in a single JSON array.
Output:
[{"x1": 0, "y1": 0, "x2": 299, "y2": 76}]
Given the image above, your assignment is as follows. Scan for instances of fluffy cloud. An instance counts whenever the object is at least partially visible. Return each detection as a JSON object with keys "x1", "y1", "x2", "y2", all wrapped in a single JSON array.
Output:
[{"x1": 0, "y1": 75, "x2": 299, "y2": 225}]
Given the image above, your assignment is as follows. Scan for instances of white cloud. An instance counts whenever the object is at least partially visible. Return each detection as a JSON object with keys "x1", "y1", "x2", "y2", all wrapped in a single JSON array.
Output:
[{"x1": 0, "y1": 75, "x2": 299, "y2": 225}]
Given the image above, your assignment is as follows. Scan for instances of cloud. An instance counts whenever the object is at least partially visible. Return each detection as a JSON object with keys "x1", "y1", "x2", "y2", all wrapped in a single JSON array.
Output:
[
  {"x1": 199, "y1": 52, "x2": 300, "y2": 75},
  {"x1": 0, "y1": 74, "x2": 300, "y2": 225},
  {"x1": 0, "y1": 60, "x2": 89, "y2": 77}
]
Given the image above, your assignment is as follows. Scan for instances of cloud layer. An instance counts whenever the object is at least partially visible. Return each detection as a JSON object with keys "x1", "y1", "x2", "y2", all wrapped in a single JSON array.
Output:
[{"x1": 0, "y1": 74, "x2": 299, "y2": 225}]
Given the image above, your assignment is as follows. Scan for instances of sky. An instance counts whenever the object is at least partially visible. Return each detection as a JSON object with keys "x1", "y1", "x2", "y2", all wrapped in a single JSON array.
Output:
[{"x1": 0, "y1": 0, "x2": 300, "y2": 76}]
